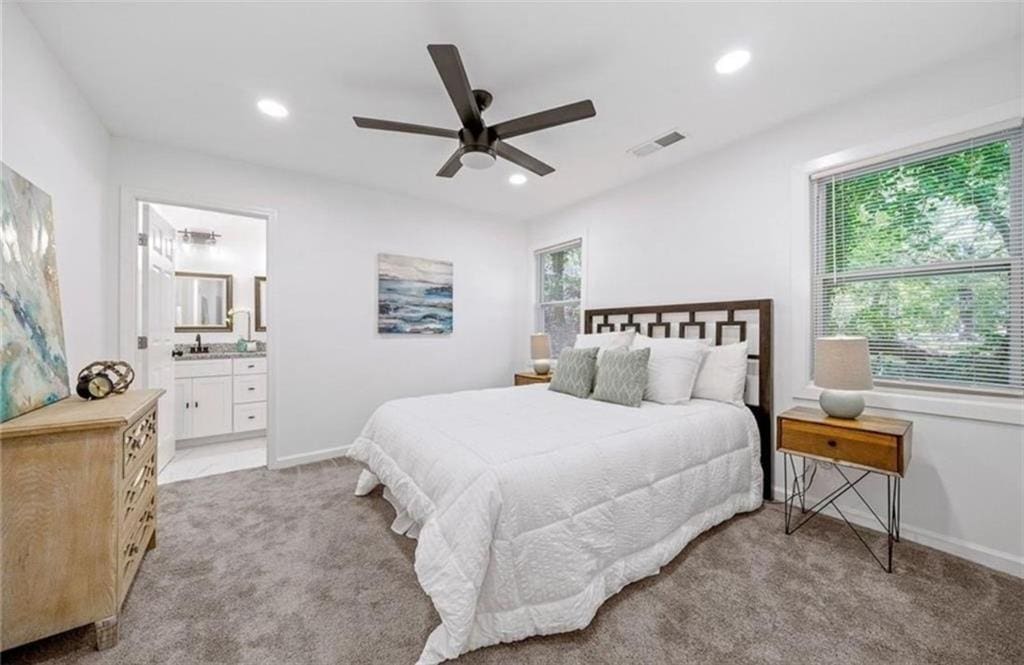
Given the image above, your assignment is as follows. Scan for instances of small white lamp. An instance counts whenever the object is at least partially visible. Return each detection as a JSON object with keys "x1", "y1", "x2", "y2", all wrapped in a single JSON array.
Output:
[
  {"x1": 530, "y1": 333, "x2": 552, "y2": 375},
  {"x1": 814, "y1": 336, "x2": 873, "y2": 419}
]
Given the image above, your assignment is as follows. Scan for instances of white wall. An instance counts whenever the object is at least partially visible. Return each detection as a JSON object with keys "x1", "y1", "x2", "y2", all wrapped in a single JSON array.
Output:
[
  {"x1": 1, "y1": 2, "x2": 113, "y2": 376},
  {"x1": 526, "y1": 41, "x2": 1023, "y2": 575},
  {"x1": 151, "y1": 204, "x2": 268, "y2": 344},
  {"x1": 109, "y1": 138, "x2": 528, "y2": 467}
]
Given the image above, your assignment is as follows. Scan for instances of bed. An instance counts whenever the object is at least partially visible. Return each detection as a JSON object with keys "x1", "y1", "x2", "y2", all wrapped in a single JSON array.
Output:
[{"x1": 347, "y1": 300, "x2": 773, "y2": 664}]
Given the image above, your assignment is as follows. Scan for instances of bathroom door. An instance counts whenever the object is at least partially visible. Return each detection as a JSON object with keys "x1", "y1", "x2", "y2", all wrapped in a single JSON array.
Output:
[{"x1": 141, "y1": 204, "x2": 177, "y2": 471}]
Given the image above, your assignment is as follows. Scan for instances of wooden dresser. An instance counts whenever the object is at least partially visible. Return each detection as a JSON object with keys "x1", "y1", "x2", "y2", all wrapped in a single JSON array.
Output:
[{"x1": 1, "y1": 389, "x2": 163, "y2": 651}]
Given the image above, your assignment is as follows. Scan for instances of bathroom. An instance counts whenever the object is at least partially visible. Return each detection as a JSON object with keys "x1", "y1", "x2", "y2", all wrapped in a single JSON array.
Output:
[{"x1": 139, "y1": 202, "x2": 268, "y2": 483}]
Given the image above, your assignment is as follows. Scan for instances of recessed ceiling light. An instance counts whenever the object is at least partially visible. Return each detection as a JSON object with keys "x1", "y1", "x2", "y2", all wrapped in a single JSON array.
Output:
[
  {"x1": 257, "y1": 98, "x2": 289, "y2": 119},
  {"x1": 715, "y1": 49, "x2": 751, "y2": 75},
  {"x1": 508, "y1": 173, "x2": 527, "y2": 186}
]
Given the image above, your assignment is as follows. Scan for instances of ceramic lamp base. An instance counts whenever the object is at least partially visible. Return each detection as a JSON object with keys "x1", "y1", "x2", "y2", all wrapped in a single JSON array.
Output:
[
  {"x1": 532, "y1": 359, "x2": 551, "y2": 375},
  {"x1": 819, "y1": 389, "x2": 865, "y2": 419}
]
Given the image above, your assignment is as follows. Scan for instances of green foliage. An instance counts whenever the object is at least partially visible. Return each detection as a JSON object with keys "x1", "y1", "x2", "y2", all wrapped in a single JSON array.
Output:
[{"x1": 821, "y1": 139, "x2": 1017, "y2": 387}]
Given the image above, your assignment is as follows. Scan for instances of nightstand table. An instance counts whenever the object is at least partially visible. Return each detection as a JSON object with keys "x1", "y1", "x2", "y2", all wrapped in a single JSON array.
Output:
[
  {"x1": 777, "y1": 406, "x2": 913, "y2": 573},
  {"x1": 514, "y1": 372, "x2": 553, "y2": 386}
]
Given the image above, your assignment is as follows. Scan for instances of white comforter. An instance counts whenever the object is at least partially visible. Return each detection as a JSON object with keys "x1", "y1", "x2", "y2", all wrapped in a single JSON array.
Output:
[{"x1": 347, "y1": 384, "x2": 763, "y2": 664}]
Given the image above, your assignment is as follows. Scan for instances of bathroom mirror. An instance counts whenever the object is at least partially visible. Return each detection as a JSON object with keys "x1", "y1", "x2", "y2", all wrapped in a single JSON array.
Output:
[
  {"x1": 254, "y1": 276, "x2": 267, "y2": 331},
  {"x1": 175, "y1": 271, "x2": 233, "y2": 331}
]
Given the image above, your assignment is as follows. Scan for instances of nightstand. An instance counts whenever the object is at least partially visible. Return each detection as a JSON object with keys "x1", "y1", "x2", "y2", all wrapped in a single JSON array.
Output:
[
  {"x1": 514, "y1": 372, "x2": 553, "y2": 386},
  {"x1": 777, "y1": 406, "x2": 913, "y2": 572}
]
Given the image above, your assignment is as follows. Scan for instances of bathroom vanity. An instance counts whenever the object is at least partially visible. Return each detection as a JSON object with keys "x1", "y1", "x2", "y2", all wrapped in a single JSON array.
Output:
[{"x1": 174, "y1": 351, "x2": 267, "y2": 442}]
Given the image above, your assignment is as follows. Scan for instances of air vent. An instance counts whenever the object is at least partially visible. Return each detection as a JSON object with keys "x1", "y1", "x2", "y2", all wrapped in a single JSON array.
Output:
[{"x1": 628, "y1": 129, "x2": 686, "y2": 158}]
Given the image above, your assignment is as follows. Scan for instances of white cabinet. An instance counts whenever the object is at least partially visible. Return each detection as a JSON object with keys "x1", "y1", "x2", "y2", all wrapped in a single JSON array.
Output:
[
  {"x1": 191, "y1": 376, "x2": 234, "y2": 438},
  {"x1": 174, "y1": 377, "x2": 193, "y2": 440},
  {"x1": 174, "y1": 356, "x2": 267, "y2": 442}
]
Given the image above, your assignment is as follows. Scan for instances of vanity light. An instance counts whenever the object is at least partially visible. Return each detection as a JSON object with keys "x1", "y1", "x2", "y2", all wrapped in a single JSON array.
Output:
[
  {"x1": 257, "y1": 98, "x2": 289, "y2": 119},
  {"x1": 508, "y1": 173, "x2": 527, "y2": 186},
  {"x1": 715, "y1": 49, "x2": 751, "y2": 75}
]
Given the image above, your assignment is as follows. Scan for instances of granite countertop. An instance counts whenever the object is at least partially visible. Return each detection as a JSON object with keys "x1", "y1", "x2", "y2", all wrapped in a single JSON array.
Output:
[
  {"x1": 174, "y1": 351, "x2": 266, "y2": 361},
  {"x1": 173, "y1": 342, "x2": 266, "y2": 361}
]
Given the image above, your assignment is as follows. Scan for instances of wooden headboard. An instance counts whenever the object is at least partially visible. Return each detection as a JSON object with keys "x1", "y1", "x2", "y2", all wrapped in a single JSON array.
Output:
[{"x1": 584, "y1": 299, "x2": 774, "y2": 501}]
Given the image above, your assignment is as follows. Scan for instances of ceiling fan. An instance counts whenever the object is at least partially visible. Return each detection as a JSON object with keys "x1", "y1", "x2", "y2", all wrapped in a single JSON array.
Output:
[{"x1": 353, "y1": 44, "x2": 596, "y2": 178}]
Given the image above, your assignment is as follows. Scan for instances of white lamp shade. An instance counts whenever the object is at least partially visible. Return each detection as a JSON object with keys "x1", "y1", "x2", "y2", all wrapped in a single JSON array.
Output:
[
  {"x1": 530, "y1": 333, "x2": 552, "y2": 360},
  {"x1": 814, "y1": 336, "x2": 873, "y2": 390}
]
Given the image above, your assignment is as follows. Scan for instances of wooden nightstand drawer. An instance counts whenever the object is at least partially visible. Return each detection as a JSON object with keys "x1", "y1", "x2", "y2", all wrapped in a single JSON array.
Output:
[
  {"x1": 514, "y1": 372, "x2": 553, "y2": 386},
  {"x1": 780, "y1": 419, "x2": 898, "y2": 473},
  {"x1": 777, "y1": 406, "x2": 912, "y2": 476}
]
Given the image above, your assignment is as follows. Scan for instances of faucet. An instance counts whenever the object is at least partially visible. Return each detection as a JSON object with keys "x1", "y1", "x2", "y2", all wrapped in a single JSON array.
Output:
[{"x1": 192, "y1": 333, "x2": 206, "y2": 353}]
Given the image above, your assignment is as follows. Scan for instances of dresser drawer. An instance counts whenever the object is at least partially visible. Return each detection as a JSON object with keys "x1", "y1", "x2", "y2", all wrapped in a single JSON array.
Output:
[
  {"x1": 233, "y1": 374, "x2": 267, "y2": 404},
  {"x1": 122, "y1": 408, "x2": 157, "y2": 479},
  {"x1": 779, "y1": 419, "x2": 900, "y2": 473},
  {"x1": 233, "y1": 402, "x2": 267, "y2": 432},
  {"x1": 121, "y1": 456, "x2": 155, "y2": 537},
  {"x1": 118, "y1": 493, "x2": 155, "y2": 605},
  {"x1": 233, "y1": 357, "x2": 266, "y2": 375},
  {"x1": 175, "y1": 359, "x2": 232, "y2": 378}
]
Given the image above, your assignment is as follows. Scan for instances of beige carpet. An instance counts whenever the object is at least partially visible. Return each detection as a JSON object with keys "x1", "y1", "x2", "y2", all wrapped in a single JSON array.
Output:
[{"x1": 4, "y1": 458, "x2": 1021, "y2": 665}]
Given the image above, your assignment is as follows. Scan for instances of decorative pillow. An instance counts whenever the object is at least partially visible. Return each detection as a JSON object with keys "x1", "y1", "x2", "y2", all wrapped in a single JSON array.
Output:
[
  {"x1": 630, "y1": 335, "x2": 708, "y2": 404},
  {"x1": 574, "y1": 330, "x2": 636, "y2": 361},
  {"x1": 548, "y1": 347, "x2": 599, "y2": 398},
  {"x1": 591, "y1": 347, "x2": 652, "y2": 407},
  {"x1": 692, "y1": 342, "x2": 749, "y2": 403}
]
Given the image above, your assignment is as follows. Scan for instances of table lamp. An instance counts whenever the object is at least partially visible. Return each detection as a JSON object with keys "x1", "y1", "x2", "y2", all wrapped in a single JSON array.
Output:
[
  {"x1": 814, "y1": 336, "x2": 873, "y2": 419},
  {"x1": 530, "y1": 333, "x2": 552, "y2": 375}
]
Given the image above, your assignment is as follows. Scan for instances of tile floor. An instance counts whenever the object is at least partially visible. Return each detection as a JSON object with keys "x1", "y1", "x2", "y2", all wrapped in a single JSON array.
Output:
[{"x1": 158, "y1": 437, "x2": 266, "y2": 484}]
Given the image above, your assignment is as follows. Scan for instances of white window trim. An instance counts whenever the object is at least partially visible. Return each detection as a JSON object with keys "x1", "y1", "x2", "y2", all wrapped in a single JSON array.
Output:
[
  {"x1": 790, "y1": 101, "x2": 1024, "y2": 426},
  {"x1": 533, "y1": 238, "x2": 584, "y2": 342}
]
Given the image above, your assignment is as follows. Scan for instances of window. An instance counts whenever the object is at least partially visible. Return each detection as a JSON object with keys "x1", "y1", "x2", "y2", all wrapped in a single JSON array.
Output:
[
  {"x1": 536, "y1": 240, "x2": 582, "y2": 358},
  {"x1": 812, "y1": 126, "x2": 1023, "y2": 393}
]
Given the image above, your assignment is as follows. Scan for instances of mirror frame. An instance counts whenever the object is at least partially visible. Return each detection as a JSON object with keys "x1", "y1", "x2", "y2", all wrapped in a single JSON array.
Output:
[
  {"x1": 174, "y1": 270, "x2": 233, "y2": 332},
  {"x1": 254, "y1": 276, "x2": 267, "y2": 332}
]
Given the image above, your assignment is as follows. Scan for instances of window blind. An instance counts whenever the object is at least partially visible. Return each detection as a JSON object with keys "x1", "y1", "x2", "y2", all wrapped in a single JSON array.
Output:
[
  {"x1": 536, "y1": 240, "x2": 582, "y2": 357},
  {"x1": 811, "y1": 126, "x2": 1023, "y2": 393}
]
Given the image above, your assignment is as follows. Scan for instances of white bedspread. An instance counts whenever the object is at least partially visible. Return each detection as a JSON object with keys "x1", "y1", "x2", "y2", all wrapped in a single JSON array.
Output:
[{"x1": 347, "y1": 384, "x2": 763, "y2": 664}]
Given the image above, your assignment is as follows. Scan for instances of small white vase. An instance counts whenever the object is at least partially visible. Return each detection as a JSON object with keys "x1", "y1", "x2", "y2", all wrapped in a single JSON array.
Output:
[{"x1": 532, "y1": 359, "x2": 551, "y2": 375}]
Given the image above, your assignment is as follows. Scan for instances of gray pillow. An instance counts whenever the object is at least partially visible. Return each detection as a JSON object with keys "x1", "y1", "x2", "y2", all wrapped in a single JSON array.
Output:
[
  {"x1": 548, "y1": 347, "x2": 599, "y2": 398},
  {"x1": 591, "y1": 347, "x2": 651, "y2": 407}
]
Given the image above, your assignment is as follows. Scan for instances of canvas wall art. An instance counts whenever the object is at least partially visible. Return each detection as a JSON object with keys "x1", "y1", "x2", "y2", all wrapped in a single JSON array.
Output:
[
  {"x1": 1, "y1": 163, "x2": 70, "y2": 422},
  {"x1": 378, "y1": 253, "x2": 453, "y2": 334}
]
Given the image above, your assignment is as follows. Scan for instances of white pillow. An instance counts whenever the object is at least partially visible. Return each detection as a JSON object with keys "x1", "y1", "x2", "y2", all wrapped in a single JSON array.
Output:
[
  {"x1": 630, "y1": 335, "x2": 708, "y2": 404},
  {"x1": 574, "y1": 330, "x2": 636, "y2": 361},
  {"x1": 692, "y1": 342, "x2": 749, "y2": 403}
]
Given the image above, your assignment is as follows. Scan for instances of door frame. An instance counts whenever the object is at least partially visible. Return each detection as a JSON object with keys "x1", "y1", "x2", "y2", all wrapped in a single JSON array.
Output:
[{"x1": 118, "y1": 186, "x2": 278, "y2": 468}]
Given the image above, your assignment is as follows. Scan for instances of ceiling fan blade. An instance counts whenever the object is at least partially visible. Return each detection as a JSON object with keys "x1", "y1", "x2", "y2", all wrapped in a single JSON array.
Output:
[
  {"x1": 491, "y1": 100, "x2": 596, "y2": 140},
  {"x1": 494, "y1": 141, "x2": 554, "y2": 177},
  {"x1": 353, "y1": 117, "x2": 458, "y2": 138},
  {"x1": 436, "y1": 148, "x2": 464, "y2": 178},
  {"x1": 427, "y1": 44, "x2": 483, "y2": 131}
]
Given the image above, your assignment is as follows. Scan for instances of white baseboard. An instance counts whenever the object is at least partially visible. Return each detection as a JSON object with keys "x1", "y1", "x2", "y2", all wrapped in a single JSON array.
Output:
[
  {"x1": 772, "y1": 484, "x2": 1023, "y2": 578},
  {"x1": 270, "y1": 444, "x2": 351, "y2": 470}
]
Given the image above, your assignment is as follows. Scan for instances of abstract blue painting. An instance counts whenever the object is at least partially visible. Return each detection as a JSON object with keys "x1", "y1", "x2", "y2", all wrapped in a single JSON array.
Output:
[
  {"x1": 378, "y1": 253, "x2": 453, "y2": 335},
  {"x1": 1, "y1": 163, "x2": 70, "y2": 422}
]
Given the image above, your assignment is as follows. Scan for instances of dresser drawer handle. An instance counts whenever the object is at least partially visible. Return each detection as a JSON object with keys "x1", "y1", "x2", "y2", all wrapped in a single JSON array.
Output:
[{"x1": 827, "y1": 439, "x2": 838, "y2": 448}]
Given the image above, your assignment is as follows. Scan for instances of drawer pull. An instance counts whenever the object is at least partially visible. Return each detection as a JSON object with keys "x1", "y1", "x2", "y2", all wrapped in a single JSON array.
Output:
[
  {"x1": 827, "y1": 439, "x2": 837, "y2": 448},
  {"x1": 247, "y1": 387, "x2": 255, "y2": 391},
  {"x1": 247, "y1": 415, "x2": 256, "y2": 420},
  {"x1": 247, "y1": 364, "x2": 255, "y2": 369}
]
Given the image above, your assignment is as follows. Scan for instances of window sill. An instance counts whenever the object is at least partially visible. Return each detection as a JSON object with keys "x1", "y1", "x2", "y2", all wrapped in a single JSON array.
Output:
[{"x1": 793, "y1": 383, "x2": 1023, "y2": 426}]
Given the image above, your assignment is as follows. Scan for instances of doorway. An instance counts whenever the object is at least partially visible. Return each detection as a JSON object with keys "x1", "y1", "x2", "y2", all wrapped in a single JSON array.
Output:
[{"x1": 121, "y1": 192, "x2": 273, "y2": 483}]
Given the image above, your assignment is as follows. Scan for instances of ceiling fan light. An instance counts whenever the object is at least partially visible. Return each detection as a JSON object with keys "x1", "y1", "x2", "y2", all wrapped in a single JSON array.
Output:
[{"x1": 460, "y1": 148, "x2": 496, "y2": 170}]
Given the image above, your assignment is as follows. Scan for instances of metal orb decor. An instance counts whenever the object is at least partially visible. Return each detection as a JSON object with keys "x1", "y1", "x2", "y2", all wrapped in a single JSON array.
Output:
[{"x1": 77, "y1": 361, "x2": 135, "y2": 394}]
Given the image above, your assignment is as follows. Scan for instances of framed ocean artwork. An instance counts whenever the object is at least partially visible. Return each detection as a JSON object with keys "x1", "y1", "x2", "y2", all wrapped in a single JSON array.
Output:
[
  {"x1": 1, "y1": 163, "x2": 70, "y2": 422},
  {"x1": 378, "y1": 253, "x2": 453, "y2": 335}
]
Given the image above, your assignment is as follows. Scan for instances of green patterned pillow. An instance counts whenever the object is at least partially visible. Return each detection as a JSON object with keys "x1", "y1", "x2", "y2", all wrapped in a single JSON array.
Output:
[
  {"x1": 591, "y1": 347, "x2": 651, "y2": 407},
  {"x1": 548, "y1": 347, "x2": 599, "y2": 398}
]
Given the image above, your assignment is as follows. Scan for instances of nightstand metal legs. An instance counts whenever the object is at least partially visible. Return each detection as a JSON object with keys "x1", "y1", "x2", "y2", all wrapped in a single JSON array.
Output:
[{"x1": 783, "y1": 453, "x2": 902, "y2": 573}]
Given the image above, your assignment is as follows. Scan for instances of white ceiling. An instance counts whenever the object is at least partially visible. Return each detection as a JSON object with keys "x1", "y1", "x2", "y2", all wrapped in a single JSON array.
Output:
[{"x1": 22, "y1": 1, "x2": 1022, "y2": 220}]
